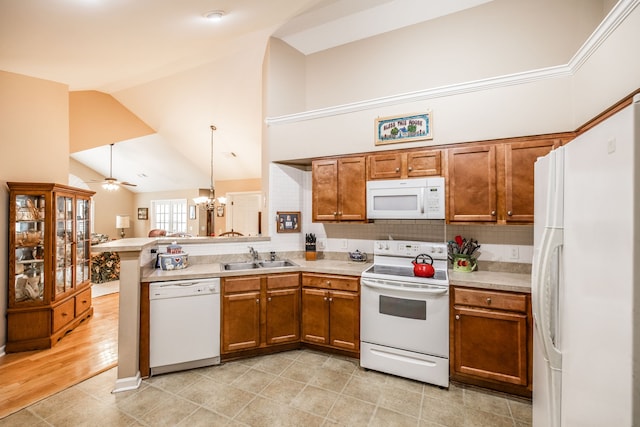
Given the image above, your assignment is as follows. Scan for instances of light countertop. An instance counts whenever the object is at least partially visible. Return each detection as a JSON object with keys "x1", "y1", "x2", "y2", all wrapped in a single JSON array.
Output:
[{"x1": 142, "y1": 257, "x2": 531, "y2": 293}]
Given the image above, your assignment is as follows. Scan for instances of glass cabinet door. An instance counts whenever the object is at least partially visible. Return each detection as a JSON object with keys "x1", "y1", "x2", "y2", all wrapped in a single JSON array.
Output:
[
  {"x1": 76, "y1": 198, "x2": 91, "y2": 285},
  {"x1": 55, "y1": 195, "x2": 74, "y2": 296},
  {"x1": 14, "y1": 194, "x2": 46, "y2": 304}
]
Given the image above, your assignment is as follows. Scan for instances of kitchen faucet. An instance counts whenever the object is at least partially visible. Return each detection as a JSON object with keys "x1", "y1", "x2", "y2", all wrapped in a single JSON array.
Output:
[{"x1": 249, "y1": 246, "x2": 259, "y2": 261}]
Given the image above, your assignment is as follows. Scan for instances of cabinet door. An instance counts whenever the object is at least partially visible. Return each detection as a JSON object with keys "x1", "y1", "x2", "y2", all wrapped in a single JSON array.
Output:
[
  {"x1": 266, "y1": 287, "x2": 300, "y2": 345},
  {"x1": 453, "y1": 306, "x2": 528, "y2": 386},
  {"x1": 301, "y1": 288, "x2": 329, "y2": 344},
  {"x1": 407, "y1": 150, "x2": 441, "y2": 177},
  {"x1": 75, "y1": 197, "x2": 92, "y2": 285},
  {"x1": 504, "y1": 139, "x2": 559, "y2": 223},
  {"x1": 55, "y1": 194, "x2": 75, "y2": 297},
  {"x1": 222, "y1": 291, "x2": 261, "y2": 353},
  {"x1": 329, "y1": 290, "x2": 359, "y2": 351},
  {"x1": 368, "y1": 153, "x2": 403, "y2": 179},
  {"x1": 447, "y1": 145, "x2": 497, "y2": 222},
  {"x1": 337, "y1": 157, "x2": 367, "y2": 221},
  {"x1": 312, "y1": 159, "x2": 339, "y2": 221}
]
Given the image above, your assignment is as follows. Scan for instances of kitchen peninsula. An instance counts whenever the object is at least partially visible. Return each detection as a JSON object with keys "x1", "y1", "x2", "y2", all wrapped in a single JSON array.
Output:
[{"x1": 92, "y1": 236, "x2": 372, "y2": 392}]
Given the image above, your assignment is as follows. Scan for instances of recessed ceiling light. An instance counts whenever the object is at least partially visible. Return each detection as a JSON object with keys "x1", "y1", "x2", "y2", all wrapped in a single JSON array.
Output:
[{"x1": 203, "y1": 10, "x2": 225, "y2": 21}]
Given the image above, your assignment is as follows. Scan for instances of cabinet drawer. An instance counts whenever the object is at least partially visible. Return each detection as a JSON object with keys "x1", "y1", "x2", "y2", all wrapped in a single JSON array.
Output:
[
  {"x1": 454, "y1": 287, "x2": 527, "y2": 313},
  {"x1": 267, "y1": 273, "x2": 299, "y2": 290},
  {"x1": 223, "y1": 276, "x2": 261, "y2": 293},
  {"x1": 52, "y1": 298, "x2": 75, "y2": 332},
  {"x1": 75, "y1": 288, "x2": 92, "y2": 315},
  {"x1": 302, "y1": 273, "x2": 359, "y2": 292}
]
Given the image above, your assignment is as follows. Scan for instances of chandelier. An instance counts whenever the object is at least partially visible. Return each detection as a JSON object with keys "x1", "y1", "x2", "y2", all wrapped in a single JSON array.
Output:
[{"x1": 193, "y1": 125, "x2": 226, "y2": 210}]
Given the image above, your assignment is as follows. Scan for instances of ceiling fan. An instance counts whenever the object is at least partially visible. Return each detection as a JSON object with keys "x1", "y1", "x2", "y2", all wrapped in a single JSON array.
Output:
[{"x1": 95, "y1": 143, "x2": 137, "y2": 190}]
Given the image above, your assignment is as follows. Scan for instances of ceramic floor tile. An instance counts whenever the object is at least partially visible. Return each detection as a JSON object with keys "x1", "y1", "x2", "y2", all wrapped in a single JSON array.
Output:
[
  {"x1": 290, "y1": 385, "x2": 339, "y2": 417},
  {"x1": 3, "y1": 348, "x2": 532, "y2": 427},
  {"x1": 235, "y1": 395, "x2": 324, "y2": 427},
  {"x1": 370, "y1": 407, "x2": 420, "y2": 427},
  {"x1": 259, "y1": 376, "x2": 306, "y2": 405},
  {"x1": 327, "y1": 394, "x2": 376, "y2": 426}
]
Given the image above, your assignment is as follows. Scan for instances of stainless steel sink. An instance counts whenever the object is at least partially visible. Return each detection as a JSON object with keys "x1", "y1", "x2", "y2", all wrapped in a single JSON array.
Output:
[
  {"x1": 222, "y1": 259, "x2": 297, "y2": 271},
  {"x1": 222, "y1": 261, "x2": 260, "y2": 271},
  {"x1": 258, "y1": 260, "x2": 297, "y2": 268}
]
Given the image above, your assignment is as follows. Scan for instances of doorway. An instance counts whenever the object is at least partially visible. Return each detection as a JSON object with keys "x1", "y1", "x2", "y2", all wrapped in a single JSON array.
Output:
[{"x1": 225, "y1": 192, "x2": 262, "y2": 236}]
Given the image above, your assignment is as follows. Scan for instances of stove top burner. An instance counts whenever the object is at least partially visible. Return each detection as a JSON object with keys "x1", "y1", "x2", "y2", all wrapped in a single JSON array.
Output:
[{"x1": 365, "y1": 264, "x2": 447, "y2": 281}]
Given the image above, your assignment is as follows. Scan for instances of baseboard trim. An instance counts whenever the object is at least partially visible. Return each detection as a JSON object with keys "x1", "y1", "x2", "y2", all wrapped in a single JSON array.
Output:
[{"x1": 112, "y1": 372, "x2": 142, "y2": 393}]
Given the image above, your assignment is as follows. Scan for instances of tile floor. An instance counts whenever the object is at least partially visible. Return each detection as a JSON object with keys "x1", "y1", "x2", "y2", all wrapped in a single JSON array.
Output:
[{"x1": 0, "y1": 349, "x2": 532, "y2": 426}]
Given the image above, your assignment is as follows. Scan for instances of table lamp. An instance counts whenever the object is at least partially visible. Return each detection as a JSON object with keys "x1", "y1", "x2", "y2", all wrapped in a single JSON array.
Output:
[{"x1": 116, "y1": 215, "x2": 130, "y2": 238}]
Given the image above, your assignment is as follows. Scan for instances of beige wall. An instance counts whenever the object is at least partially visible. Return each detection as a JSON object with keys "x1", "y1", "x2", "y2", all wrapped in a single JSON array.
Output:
[
  {"x1": 69, "y1": 91, "x2": 155, "y2": 153},
  {"x1": 0, "y1": 71, "x2": 70, "y2": 349},
  {"x1": 265, "y1": 0, "x2": 634, "y2": 163}
]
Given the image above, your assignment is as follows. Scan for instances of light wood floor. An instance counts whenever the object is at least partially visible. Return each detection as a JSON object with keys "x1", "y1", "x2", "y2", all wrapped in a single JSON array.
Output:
[{"x1": 0, "y1": 292, "x2": 118, "y2": 419}]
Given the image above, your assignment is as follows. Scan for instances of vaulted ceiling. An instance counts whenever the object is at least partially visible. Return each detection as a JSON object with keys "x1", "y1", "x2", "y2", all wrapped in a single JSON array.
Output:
[{"x1": 2, "y1": 0, "x2": 497, "y2": 192}]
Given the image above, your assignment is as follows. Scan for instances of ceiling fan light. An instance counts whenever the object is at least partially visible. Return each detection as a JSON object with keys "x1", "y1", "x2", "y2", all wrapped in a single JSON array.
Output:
[{"x1": 102, "y1": 182, "x2": 119, "y2": 191}]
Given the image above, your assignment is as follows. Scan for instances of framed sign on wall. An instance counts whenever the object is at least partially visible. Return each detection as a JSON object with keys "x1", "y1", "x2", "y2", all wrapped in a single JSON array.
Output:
[
  {"x1": 276, "y1": 211, "x2": 300, "y2": 233},
  {"x1": 375, "y1": 111, "x2": 432, "y2": 145}
]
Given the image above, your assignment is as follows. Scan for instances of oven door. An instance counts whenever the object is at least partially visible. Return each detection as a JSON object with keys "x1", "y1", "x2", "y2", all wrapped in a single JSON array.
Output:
[{"x1": 360, "y1": 277, "x2": 449, "y2": 358}]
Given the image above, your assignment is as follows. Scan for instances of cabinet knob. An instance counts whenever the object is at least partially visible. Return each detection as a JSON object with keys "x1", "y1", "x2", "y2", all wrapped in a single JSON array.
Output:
[
  {"x1": 395, "y1": 167, "x2": 400, "y2": 172},
  {"x1": 323, "y1": 296, "x2": 328, "y2": 301},
  {"x1": 486, "y1": 297, "x2": 492, "y2": 305},
  {"x1": 507, "y1": 211, "x2": 513, "y2": 216},
  {"x1": 338, "y1": 211, "x2": 342, "y2": 215},
  {"x1": 326, "y1": 281, "x2": 331, "y2": 286},
  {"x1": 329, "y1": 297, "x2": 333, "y2": 302},
  {"x1": 267, "y1": 297, "x2": 272, "y2": 302},
  {"x1": 333, "y1": 212, "x2": 338, "y2": 216},
  {"x1": 256, "y1": 298, "x2": 260, "y2": 304},
  {"x1": 408, "y1": 167, "x2": 413, "y2": 171},
  {"x1": 455, "y1": 314, "x2": 460, "y2": 320},
  {"x1": 491, "y1": 210, "x2": 496, "y2": 216}
]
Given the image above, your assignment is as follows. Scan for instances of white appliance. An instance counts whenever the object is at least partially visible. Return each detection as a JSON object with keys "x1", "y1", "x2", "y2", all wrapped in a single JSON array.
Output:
[
  {"x1": 366, "y1": 177, "x2": 445, "y2": 219},
  {"x1": 360, "y1": 240, "x2": 449, "y2": 387},
  {"x1": 149, "y1": 278, "x2": 221, "y2": 375},
  {"x1": 532, "y1": 94, "x2": 640, "y2": 426}
]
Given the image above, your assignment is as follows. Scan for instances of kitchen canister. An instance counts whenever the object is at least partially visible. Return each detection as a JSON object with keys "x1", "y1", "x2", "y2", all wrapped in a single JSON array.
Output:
[{"x1": 452, "y1": 254, "x2": 477, "y2": 273}]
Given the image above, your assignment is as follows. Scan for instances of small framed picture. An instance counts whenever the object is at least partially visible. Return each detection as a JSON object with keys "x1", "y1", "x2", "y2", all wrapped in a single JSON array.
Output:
[
  {"x1": 189, "y1": 205, "x2": 196, "y2": 220},
  {"x1": 137, "y1": 207, "x2": 148, "y2": 220},
  {"x1": 216, "y1": 205, "x2": 225, "y2": 217},
  {"x1": 276, "y1": 211, "x2": 300, "y2": 233}
]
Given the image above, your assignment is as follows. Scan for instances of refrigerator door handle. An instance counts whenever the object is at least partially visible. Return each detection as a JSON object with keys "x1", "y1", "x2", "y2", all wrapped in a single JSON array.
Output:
[{"x1": 532, "y1": 226, "x2": 563, "y2": 371}]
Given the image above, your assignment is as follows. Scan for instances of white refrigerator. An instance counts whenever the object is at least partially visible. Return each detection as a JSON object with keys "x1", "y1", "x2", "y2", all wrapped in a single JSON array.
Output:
[{"x1": 532, "y1": 94, "x2": 640, "y2": 427}]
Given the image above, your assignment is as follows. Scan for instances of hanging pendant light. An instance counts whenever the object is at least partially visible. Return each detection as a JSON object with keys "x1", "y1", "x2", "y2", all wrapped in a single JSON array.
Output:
[{"x1": 194, "y1": 125, "x2": 225, "y2": 211}]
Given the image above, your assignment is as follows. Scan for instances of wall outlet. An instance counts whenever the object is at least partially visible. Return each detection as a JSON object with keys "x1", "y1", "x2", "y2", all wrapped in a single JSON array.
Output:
[
  {"x1": 340, "y1": 239, "x2": 348, "y2": 249},
  {"x1": 509, "y1": 247, "x2": 519, "y2": 260},
  {"x1": 317, "y1": 238, "x2": 326, "y2": 250}
]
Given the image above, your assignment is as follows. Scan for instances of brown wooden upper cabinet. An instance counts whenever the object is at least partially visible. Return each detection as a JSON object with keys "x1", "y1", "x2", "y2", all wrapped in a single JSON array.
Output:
[
  {"x1": 312, "y1": 156, "x2": 366, "y2": 222},
  {"x1": 368, "y1": 149, "x2": 441, "y2": 180},
  {"x1": 446, "y1": 138, "x2": 564, "y2": 224}
]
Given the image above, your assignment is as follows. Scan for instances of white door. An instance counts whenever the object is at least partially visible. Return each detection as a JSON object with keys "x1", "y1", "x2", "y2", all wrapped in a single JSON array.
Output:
[{"x1": 226, "y1": 192, "x2": 261, "y2": 236}]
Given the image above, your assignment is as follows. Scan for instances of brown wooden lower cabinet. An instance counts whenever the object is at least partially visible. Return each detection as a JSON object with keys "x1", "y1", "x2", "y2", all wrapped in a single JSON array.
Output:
[
  {"x1": 450, "y1": 286, "x2": 532, "y2": 397},
  {"x1": 221, "y1": 273, "x2": 300, "y2": 357},
  {"x1": 301, "y1": 273, "x2": 359, "y2": 357}
]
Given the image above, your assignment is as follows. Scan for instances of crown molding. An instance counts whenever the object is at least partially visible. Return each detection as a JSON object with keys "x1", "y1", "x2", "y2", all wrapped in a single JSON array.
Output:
[{"x1": 266, "y1": 0, "x2": 639, "y2": 126}]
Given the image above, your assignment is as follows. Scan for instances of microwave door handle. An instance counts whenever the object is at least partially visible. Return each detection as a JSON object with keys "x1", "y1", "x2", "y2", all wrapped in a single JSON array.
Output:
[{"x1": 420, "y1": 188, "x2": 425, "y2": 214}]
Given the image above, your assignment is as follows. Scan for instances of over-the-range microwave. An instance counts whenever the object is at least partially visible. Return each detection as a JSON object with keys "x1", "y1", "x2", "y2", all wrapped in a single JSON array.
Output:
[{"x1": 366, "y1": 177, "x2": 445, "y2": 220}]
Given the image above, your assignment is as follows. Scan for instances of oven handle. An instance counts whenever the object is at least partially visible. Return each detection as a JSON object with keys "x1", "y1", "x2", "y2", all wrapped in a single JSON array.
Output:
[{"x1": 361, "y1": 278, "x2": 448, "y2": 295}]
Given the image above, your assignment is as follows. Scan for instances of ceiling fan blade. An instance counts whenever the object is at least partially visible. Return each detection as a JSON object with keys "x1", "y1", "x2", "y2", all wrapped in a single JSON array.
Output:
[{"x1": 120, "y1": 182, "x2": 138, "y2": 187}]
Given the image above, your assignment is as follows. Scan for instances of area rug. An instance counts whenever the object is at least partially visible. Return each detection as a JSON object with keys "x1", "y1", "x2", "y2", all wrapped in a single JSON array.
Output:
[{"x1": 92, "y1": 280, "x2": 119, "y2": 298}]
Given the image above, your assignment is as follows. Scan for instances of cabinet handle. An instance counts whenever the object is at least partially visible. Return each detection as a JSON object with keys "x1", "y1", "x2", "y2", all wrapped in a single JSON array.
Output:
[
  {"x1": 395, "y1": 167, "x2": 400, "y2": 172},
  {"x1": 455, "y1": 314, "x2": 460, "y2": 320},
  {"x1": 486, "y1": 297, "x2": 492, "y2": 305},
  {"x1": 329, "y1": 297, "x2": 333, "y2": 302},
  {"x1": 256, "y1": 298, "x2": 260, "y2": 304},
  {"x1": 507, "y1": 211, "x2": 513, "y2": 216},
  {"x1": 323, "y1": 296, "x2": 328, "y2": 301},
  {"x1": 333, "y1": 212, "x2": 338, "y2": 216},
  {"x1": 491, "y1": 210, "x2": 496, "y2": 216},
  {"x1": 326, "y1": 281, "x2": 331, "y2": 286},
  {"x1": 338, "y1": 211, "x2": 342, "y2": 215},
  {"x1": 62, "y1": 312, "x2": 68, "y2": 317},
  {"x1": 408, "y1": 167, "x2": 413, "y2": 171},
  {"x1": 267, "y1": 297, "x2": 272, "y2": 302}
]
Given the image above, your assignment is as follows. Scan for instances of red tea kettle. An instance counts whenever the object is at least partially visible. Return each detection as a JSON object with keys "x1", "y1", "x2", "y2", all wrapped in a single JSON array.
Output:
[{"x1": 412, "y1": 254, "x2": 435, "y2": 278}]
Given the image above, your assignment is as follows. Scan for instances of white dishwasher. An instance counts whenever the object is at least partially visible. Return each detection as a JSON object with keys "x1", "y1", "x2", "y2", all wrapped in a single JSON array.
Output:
[{"x1": 149, "y1": 278, "x2": 221, "y2": 375}]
